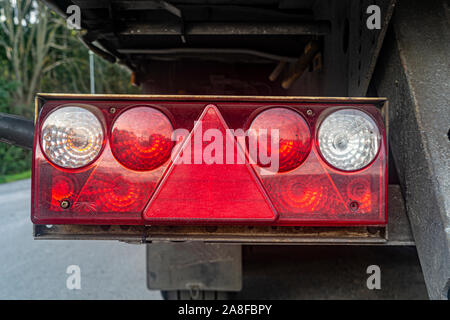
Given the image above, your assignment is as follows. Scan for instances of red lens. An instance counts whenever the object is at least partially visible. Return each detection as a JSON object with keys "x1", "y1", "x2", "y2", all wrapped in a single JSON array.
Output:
[
  {"x1": 346, "y1": 177, "x2": 372, "y2": 212},
  {"x1": 264, "y1": 173, "x2": 348, "y2": 218},
  {"x1": 75, "y1": 174, "x2": 151, "y2": 213},
  {"x1": 111, "y1": 106, "x2": 174, "y2": 171},
  {"x1": 248, "y1": 108, "x2": 311, "y2": 172},
  {"x1": 51, "y1": 175, "x2": 77, "y2": 209}
]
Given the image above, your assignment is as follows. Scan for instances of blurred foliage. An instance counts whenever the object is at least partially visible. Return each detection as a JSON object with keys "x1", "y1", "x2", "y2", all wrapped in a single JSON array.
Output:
[
  {"x1": 0, "y1": 0, "x2": 140, "y2": 181},
  {"x1": 0, "y1": 78, "x2": 18, "y2": 114},
  {"x1": 0, "y1": 77, "x2": 31, "y2": 177},
  {"x1": 0, "y1": 169, "x2": 31, "y2": 183},
  {"x1": 0, "y1": 144, "x2": 32, "y2": 177}
]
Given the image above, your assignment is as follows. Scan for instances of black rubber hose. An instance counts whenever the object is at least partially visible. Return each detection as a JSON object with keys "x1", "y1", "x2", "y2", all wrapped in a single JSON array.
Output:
[{"x1": 0, "y1": 113, "x2": 35, "y2": 150}]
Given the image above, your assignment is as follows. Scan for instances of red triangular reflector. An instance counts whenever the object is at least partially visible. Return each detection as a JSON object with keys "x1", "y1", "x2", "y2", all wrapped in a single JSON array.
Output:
[{"x1": 143, "y1": 105, "x2": 277, "y2": 223}]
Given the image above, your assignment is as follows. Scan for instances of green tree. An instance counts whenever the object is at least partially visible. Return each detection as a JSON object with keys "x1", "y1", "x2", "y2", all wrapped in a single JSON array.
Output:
[
  {"x1": 0, "y1": 77, "x2": 31, "y2": 179},
  {"x1": 0, "y1": 0, "x2": 67, "y2": 117},
  {"x1": 0, "y1": 0, "x2": 140, "y2": 181}
]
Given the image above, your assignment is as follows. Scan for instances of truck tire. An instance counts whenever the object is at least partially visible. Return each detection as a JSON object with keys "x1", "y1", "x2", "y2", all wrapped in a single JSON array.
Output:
[{"x1": 161, "y1": 290, "x2": 230, "y2": 300}]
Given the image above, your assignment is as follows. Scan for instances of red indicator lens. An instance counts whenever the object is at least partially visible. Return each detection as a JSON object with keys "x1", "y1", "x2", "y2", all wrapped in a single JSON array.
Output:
[
  {"x1": 248, "y1": 108, "x2": 311, "y2": 172},
  {"x1": 75, "y1": 174, "x2": 151, "y2": 213},
  {"x1": 257, "y1": 146, "x2": 384, "y2": 224},
  {"x1": 111, "y1": 106, "x2": 174, "y2": 171},
  {"x1": 346, "y1": 177, "x2": 372, "y2": 212},
  {"x1": 51, "y1": 175, "x2": 77, "y2": 209},
  {"x1": 143, "y1": 105, "x2": 277, "y2": 223},
  {"x1": 268, "y1": 176, "x2": 345, "y2": 213}
]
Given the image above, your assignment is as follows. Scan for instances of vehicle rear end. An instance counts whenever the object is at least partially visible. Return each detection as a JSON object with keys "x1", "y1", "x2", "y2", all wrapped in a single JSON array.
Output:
[{"x1": 26, "y1": 0, "x2": 449, "y2": 299}]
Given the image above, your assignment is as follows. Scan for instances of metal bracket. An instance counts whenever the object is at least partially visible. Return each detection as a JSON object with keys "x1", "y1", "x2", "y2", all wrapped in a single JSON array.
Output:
[
  {"x1": 146, "y1": 242, "x2": 242, "y2": 291},
  {"x1": 374, "y1": 0, "x2": 450, "y2": 300},
  {"x1": 347, "y1": 0, "x2": 396, "y2": 96}
]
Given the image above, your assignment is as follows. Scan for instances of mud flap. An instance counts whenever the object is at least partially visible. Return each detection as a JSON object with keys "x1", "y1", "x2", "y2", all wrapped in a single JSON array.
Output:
[{"x1": 146, "y1": 242, "x2": 242, "y2": 292}]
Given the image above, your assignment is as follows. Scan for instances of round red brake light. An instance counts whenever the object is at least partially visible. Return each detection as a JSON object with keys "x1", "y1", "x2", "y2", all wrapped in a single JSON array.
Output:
[
  {"x1": 248, "y1": 108, "x2": 311, "y2": 173},
  {"x1": 111, "y1": 106, "x2": 174, "y2": 171}
]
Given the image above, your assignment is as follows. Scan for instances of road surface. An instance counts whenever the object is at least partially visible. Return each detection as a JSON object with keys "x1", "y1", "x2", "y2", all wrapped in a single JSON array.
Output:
[{"x1": 0, "y1": 179, "x2": 161, "y2": 299}]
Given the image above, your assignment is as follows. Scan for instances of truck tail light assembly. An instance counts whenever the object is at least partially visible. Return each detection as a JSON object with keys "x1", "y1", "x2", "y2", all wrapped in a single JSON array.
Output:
[{"x1": 32, "y1": 95, "x2": 387, "y2": 226}]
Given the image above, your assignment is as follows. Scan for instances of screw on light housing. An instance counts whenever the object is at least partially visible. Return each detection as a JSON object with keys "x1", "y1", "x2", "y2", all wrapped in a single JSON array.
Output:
[
  {"x1": 349, "y1": 201, "x2": 359, "y2": 211},
  {"x1": 317, "y1": 109, "x2": 381, "y2": 171},
  {"x1": 60, "y1": 199, "x2": 70, "y2": 209},
  {"x1": 41, "y1": 106, "x2": 104, "y2": 169}
]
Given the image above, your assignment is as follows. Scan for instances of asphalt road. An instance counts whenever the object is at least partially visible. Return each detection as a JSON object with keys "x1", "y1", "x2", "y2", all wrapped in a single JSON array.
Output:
[{"x1": 0, "y1": 179, "x2": 161, "y2": 299}]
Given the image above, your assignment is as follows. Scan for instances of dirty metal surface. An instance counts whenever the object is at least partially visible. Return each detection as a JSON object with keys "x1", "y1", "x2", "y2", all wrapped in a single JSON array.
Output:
[
  {"x1": 347, "y1": 0, "x2": 395, "y2": 96},
  {"x1": 146, "y1": 242, "x2": 242, "y2": 291},
  {"x1": 287, "y1": 0, "x2": 352, "y2": 96},
  {"x1": 119, "y1": 21, "x2": 331, "y2": 36},
  {"x1": 34, "y1": 185, "x2": 412, "y2": 245},
  {"x1": 34, "y1": 224, "x2": 385, "y2": 244},
  {"x1": 35, "y1": 93, "x2": 386, "y2": 105},
  {"x1": 40, "y1": 0, "x2": 325, "y2": 70},
  {"x1": 286, "y1": 0, "x2": 395, "y2": 97},
  {"x1": 236, "y1": 245, "x2": 427, "y2": 299},
  {"x1": 373, "y1": 0, "x2": 450, "y2": 300}
]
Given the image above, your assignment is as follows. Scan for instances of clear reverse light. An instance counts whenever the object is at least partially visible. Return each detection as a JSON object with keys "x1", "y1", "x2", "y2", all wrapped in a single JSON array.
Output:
[
  {"x1": 318, "y1": 109, "x2": 380, "y2": 171},
  {"x1": 41, "y1": 106, "x2": 103, "y2": 168}
]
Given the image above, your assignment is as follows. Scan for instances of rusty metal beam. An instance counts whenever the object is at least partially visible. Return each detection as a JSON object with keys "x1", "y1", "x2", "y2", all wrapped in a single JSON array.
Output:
[
  {"x1": 373, "y1": 0, "x2": 450, "y2": 300},
  {"x1": 119, "y1": 21, "x2": 331, "y2": 36},
  {"x1": 347, "y1": 0, "x2": 396, "y2": 96}
]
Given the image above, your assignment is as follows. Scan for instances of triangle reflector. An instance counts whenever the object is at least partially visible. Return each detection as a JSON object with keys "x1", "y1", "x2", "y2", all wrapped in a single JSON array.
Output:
[{"x1": 143, "y1": 105, "x2": 277, "y2": 223}]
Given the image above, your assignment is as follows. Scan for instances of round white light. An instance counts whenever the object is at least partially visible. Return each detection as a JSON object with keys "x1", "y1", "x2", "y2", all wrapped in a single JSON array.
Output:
[
  {"x1": 318, "y1": 109, "x2": 380, "y2": 171},
  {"x1": 41, "y1": 106, "x2": 104, "y2": 168}
]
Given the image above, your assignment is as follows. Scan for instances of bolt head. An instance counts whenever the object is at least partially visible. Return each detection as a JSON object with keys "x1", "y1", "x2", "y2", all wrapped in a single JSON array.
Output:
[
  {"x1": 349, "y1": 201, "x2": 359, "y2": 211},
  {"x1": 60, "y1": 199, "x2": 70, "y2": 209}
]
